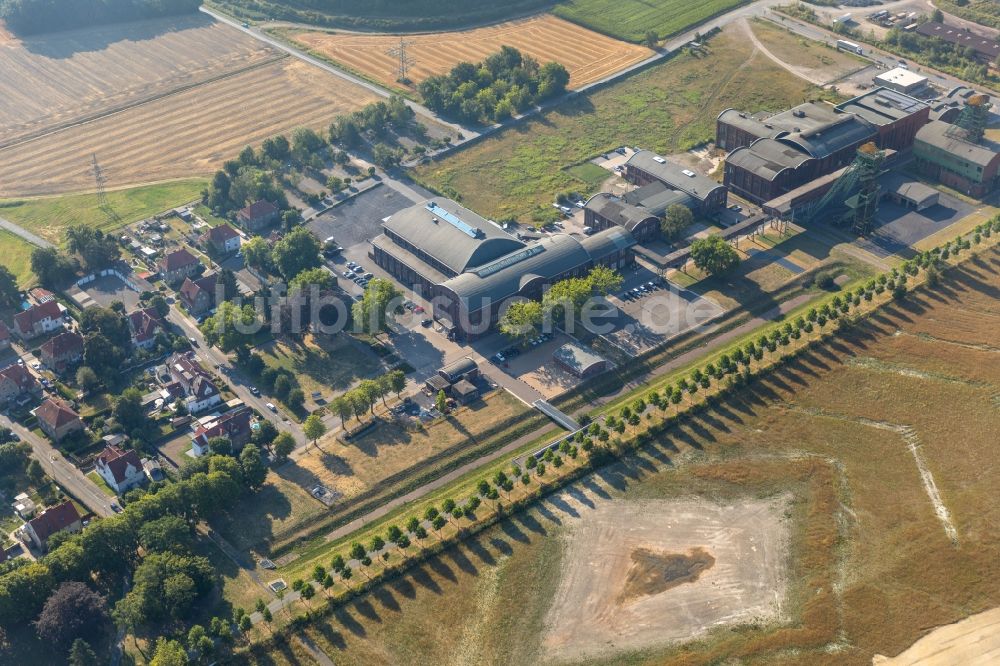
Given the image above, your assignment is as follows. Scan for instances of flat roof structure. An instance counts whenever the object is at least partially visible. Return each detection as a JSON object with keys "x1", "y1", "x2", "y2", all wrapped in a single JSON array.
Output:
[
  {"x1": 915, "y1": 120, "x2": 999, "y2": 168},
  {"x1": 621, "y1": 181, "x2": 696, "y2": 215},
  {"x1": 881, "y1": 172, "x2": 940, "y2": 209},
  {"x1": 625, "y1": 151, "x2": 725, "y2": 202},
  {"x1": 383, "y1": 198, "x2": 525, "y2": 275},
  {"x1": 873, "y1": 68, "x2": 928, "y2": 93},
  {"x1": 836, "y1": 87, "x2": 929, "y2": 125},
  {"x1": 916, "y1": 22, "x2": 1000, "y2": 61}
]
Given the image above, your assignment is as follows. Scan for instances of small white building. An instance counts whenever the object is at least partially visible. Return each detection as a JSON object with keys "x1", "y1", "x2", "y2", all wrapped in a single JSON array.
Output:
[
  {"x1": 874, "y1": 68, "x2": 928, "y2": 95},
  {"x1": 95, "y1": 445, "x2": 146, "y2": 494},
  {"x1": 12, "y1": 492, "x2": 36, "y2": 520}
]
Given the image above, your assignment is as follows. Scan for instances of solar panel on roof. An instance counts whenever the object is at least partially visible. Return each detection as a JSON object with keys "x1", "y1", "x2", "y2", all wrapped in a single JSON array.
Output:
[{"x1": 426, "y1": 202, "x2": 480, "y2": 239}]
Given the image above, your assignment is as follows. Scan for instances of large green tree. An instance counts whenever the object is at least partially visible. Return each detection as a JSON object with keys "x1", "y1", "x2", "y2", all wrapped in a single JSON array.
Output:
[
  {"x1": 272, "y1": 227, "x2": 321, "y2": 281},
  {"x1": 690, "y1": 234, "x2": 739, "y2": 275},
  {"x1": 660, "y1": 203, "x2": 693, "y2": 240},
  {"x1": 499, "y1": 300, "x2": 542, "y2": 343},
  {"x1": 352, "y1": 278, "x2": 402, "y2": 334}
]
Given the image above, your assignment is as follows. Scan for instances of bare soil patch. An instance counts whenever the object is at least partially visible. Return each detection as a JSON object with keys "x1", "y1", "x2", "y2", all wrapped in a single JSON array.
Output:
[
  {"x1": 286, "y1": 14, "x2": 653, "y2": 92},
  {"x1": 542, "y1": 497, "x2": 790, "y2": 662},
  {"x1": 873, "y1": 606, "x2": 1000, "y2": 665}
]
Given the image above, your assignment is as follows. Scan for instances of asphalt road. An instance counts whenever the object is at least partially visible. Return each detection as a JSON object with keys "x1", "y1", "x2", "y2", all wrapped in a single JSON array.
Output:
[
  {"x1": 165, "y1": 308, "x2": 307, "y2": 446},
  {"x1": 1, "y1": 414, "x2": 114, "y2": 518}
]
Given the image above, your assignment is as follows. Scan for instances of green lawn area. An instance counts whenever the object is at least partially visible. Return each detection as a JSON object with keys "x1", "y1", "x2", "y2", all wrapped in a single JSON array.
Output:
[
  {"x1": 564, "y1": 161, "x2": 610, "y2": 188},
  {"x1": 553, "y1": 0, "x2": 748, "y2": 42},
  {"x1": 0, "y1": 179, "x2": 207, "y2": 247},
  {"x1": 86, "y1": 471, "x2": 117, "y2": 497},
  {"x1": 0, "y1": 230, "x2": 36, "y2": 287},
  {"x1": 413, "y1": 29, "x2": 832, "y2": 222},
  {"x1": 259, "y1": 333, "x2": 384, "y2": 399},
  {"x1": 193, "y1": 204, "x2": 230, "y2": 228}
]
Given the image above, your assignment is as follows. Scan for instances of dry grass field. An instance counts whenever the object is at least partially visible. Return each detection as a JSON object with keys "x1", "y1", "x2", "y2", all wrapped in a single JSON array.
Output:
[
  {"x1": 249, "y1": 250, "x2": 1000, "y2": 665},
  {"x1": 0, "y1": 14, "x2": 276, "y2": 146},
  {"x1": 285, "y1": 14, "x2": 653, "y2": 92},
  {"x1": 283, "y1": 391, "x2": 530, "y2": 505},
  {"x1": 0, "y1": 17, "x2": 378, "y2": 197}
]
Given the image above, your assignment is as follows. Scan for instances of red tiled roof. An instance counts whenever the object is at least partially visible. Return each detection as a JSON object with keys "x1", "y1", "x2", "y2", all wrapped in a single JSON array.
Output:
[
  {"x1": 40, "y1": 331, "x2": 84, "y2": 359},
  {"x1": 28, "y1": 287, "x2": 55, "y2": 303},
  {"x1": 193, "y1": 409, "x2": 252, "y2": 447},
  {"x1": 33, "y1": 397, "x2": 80, "y2": 430},
  {"x1": 96, "y1": 445, "x2": 143, "y2": 485},
  {"x1": 159, "y1": 248, "x2": 200, "y2": 272},
  {"x1": 207, "y1": 224, "x2": 240, "y2": 243},
  {"x1": 238, "y1": 199, "x2": 278, "y2": 221},
  {"x1": 0, "y1": 363, "x2": 37, "y2": 392},
  {"x1": 27, "y1": 500, "x2": 80, "y2": 542},
  {"x1": 14, "y1": 300, "x2": 61, "y2": 332},
  {"x1": 127, "y1": 308, "x2": 162, "y2": 344}
]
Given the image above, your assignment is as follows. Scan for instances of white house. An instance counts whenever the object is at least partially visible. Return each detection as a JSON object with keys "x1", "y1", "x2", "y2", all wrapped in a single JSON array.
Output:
[{"x1": 95, "y1": 445, "x2": 146, "y2": 494}]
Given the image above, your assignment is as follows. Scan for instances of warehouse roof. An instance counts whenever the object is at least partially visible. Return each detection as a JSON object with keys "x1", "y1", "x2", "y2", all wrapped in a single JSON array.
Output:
[
  {"x1": 440, "y1": 228, "x2": 636, "y2": 312},
  {"x1": 873, "y1": 68, "x2": 927, "y2": 90},
  {"x1": 621, "y1": 181, "x2": 696, "y2": 215},
  {"x1": 584, "y1": 194, "x2": 659, "y2": 233},
  {"x1": 881, "y1": 172, "x2": 940, "y2": 208},
  {"x1": 717, "y1": 109, "x2": 787, "y2": 140},
  {"x1": 371, "y1": 234, "x2": 449, "y2": 285},
  {"x1": 383, "y1": 198, "x2": 525, "y2": 275},
  {"x1": 726, "y1": 139, "x2": 813, "y2": 182},
  {"x1": 625, "y1": 151, "x2": 725, "y2": 202},
  {"x1": 915, "y1": 120, "x2": 1000, "y2": 168},
  {"x1": 836, "y1": 87, "x2": 928, "y2": 125},
  {"x1": 552, "y1": 343, "x2": 607, "y2": 376},
  {"x1": 916, "y1": 22, "x2": 1000, "y2": 60},
  {"x1": 780, "y1": 113, "x2": 877, "y2": 160}
]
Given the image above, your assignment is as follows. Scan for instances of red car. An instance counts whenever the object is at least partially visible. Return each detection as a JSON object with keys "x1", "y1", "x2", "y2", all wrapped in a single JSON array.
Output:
[{"x1": 413, "y1": 305, "x2": 425, "y2": 313}]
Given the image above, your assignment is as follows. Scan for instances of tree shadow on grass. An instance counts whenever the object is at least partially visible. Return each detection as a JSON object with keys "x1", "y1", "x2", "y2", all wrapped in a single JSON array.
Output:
[
  {"x1": 332, "y1": 606, "x2": 367, "y2": 638},
  {"x1": 314, "y1": 622, "x2": 347, "y2": 651}
]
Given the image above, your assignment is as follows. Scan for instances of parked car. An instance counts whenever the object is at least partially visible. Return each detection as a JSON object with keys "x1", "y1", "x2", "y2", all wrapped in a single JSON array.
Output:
[
  {"x1": 266, "y1": 402, "x2": 277, "y2": 412},
  {"x1": 249, "y1": 386, "x2": 260, "y2": 396},
  {"x1": 413, "y1": 305, "x2": 425, "y2": 313},
  {"x1": 421, "y1": 318, "x2": 433, "y2": 327}
]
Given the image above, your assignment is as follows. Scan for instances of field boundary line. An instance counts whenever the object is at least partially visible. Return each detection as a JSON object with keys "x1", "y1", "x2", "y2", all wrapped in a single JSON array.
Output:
[
  {"x1": 781, "y1": 405, "x2": 959, "y2": 544},
  {"x1": 0, "y1": 53, "x2": 288, "y2": 152}
]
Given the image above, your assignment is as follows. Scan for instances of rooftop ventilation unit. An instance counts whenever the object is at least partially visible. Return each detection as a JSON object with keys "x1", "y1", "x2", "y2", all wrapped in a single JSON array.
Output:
[
  {"x1": 682, "y1": 169, "x2": 696, "y2": 177},
  {"x1": 652, "y1": 156, "x2": 667, "y2": 164}
]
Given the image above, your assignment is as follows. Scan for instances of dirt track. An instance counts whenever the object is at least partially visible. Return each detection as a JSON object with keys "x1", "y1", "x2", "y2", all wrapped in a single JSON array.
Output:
[
  {"x1": 289, "y1": 14, "x2": 654, "y2": 91},
  {"x1": 873, "y1": 607, "x2": 1000, "y2": 665},
  {"x1": 542, "y1": 497, "x2": 790, "y2": 662}
]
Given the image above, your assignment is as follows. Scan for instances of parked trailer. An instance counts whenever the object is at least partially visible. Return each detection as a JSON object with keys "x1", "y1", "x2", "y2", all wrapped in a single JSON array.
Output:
[{"x1": 836, "y1": 39, "x2": 863, "y2": 55}]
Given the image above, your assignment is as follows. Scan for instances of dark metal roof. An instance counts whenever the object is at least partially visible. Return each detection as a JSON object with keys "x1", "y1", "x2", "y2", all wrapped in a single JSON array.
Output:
[
  {"x1": 584, "y1": 193, "x2": 659, "y2": 232},
  {"x1": 621, "y1": 181, "x2": 696, "y2": 215},
  {"x1": 553, "y1": 343, "x2": 606, "y2": 375},
  {"x1": 916, "y1": 22, "x2": 1000, "y2": 59},
  {"x1": 440, "y1": 228, "x2": 636, "y2": 312},
  {"x1": 383, "y1": 198, "x2": 525, "y2": 274},
  {"x1": 717, "y1": 108, "x2": 786, "y2": 140},
  {"x1": 625, "y1": 151, "x2": 725, "y2": 202},
  {"x1": 778, "y1": 113, "x2": 877, "y2": 160},
  {"x1": 726, "y1": 139, "x2": 813, "y2": 181}
]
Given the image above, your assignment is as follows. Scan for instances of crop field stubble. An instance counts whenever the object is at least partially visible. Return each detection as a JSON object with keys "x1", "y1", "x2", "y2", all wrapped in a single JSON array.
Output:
[
  {"x1": 0, "y1": 16, "x2": 378, "y2": 196},
  {"x1": 246, "y1": 248, "x2": 1000, "y2": 665},
  {"x1": 283, "y1": 14, "x2": 654, "y2": 92}
]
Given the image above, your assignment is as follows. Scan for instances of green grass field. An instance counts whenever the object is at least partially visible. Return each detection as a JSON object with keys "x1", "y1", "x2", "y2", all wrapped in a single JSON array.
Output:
[
  {"x1": 0, "y1": 231, "x2": 36, "y2": 287},
  {"x1": 413, "y1": 29, "x2": 831, "y2": 222},
  {"x1": 0, "y1": 179, "x2": 206, "y2": 248},
  {"x1": 553, "y1": 0, "x2": 748, "y2": 41},
  {"x1": 564, "y1": 161, "x2": 610, "y2": 188}
]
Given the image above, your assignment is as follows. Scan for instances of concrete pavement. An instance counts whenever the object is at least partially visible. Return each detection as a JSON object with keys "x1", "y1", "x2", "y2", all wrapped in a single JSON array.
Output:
[{"x1": 0, "y1": 216, "x2": 53, "y2": 249}]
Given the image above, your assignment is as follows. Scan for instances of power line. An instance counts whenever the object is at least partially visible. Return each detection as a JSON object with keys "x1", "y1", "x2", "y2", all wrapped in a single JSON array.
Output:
[
  {"x1": 386, "y1": 37, "x2": 415, "y2": 84},
  {"x1": 91, "y1": 154, "x2": 122, "y2": 226}
]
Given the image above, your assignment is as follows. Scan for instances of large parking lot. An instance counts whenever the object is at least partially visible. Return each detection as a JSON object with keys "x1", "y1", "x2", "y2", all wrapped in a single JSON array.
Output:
[
  {"x1": 487, "y1": 332, "x2": 588, "y2": 400},
  {"x1": 861, "y1": 192, "x2": 972, "y2": 258},
  {"x1": 71, "y1": 275, "x2": 142, "y2": 310},
  {"x1": 306, "y1": 184, "x2": 414, "y2": 250}
]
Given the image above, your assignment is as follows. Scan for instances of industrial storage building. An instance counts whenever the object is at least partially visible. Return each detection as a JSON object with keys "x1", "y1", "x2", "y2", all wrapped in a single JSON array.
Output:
[
  {"x1": 436, "y1": 227, "x2": 636, "y2": 340},
  {"x1": 583, "y1": 193, "x2": 661, "y2": 242},
  {"x1": 373, "y1": 198, "x2": 526, "y2": 293},
  {"x1": 881, "y1": 172, "x2": 940, "y2": 210},
  {"x1": 873, "y1": 68, "x2": 927, "y2": 95},
  {"x1": 721, "y1": 91, "x2": 929, "y2": 204},
  {"x1": 913, "y1": 120, "x2": 1000, "y2": 197},
  {"x1": 915, "y1": 22, "x2": 1000, "y2": 65},
  {"x1": 623, "y1": 151, "x2": 727, "y2": 214},
  {"x1": 553, "y1": 343, "x2": 608, "y2": 378}
]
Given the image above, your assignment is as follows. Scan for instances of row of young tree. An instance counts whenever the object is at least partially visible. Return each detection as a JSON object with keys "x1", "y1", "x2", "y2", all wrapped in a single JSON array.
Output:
[
  {"x1": 418, "y1": 46, "x2": 570, "y2": 124},
  {"x1": 0, "y1": 0, "x2": 200, "y2": 34},
  {"x1": 498, "y1": 265, "x2": 623, "y2": 342},
  {"x1": 234, "y1": 217, "x2": 998, "y2": 646},
  {"x1": 326, "y1": 369, "x2": 407, "y2": 427}
]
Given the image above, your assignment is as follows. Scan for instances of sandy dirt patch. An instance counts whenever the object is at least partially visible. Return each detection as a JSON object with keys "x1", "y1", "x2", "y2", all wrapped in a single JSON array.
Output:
[
  {"x1": 873, "y1": 606, "x2": 1000, "y2": 665},
  {"x1": 542, "y1": 497, "x2": 790, "y2": 662},
  {"x1": 287, "y1": 14, "x2": 653, "y2": 91}
]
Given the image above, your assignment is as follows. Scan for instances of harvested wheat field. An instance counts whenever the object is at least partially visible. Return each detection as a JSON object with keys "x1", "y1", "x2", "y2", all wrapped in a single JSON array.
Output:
[
  {"x1": 287, "y1": 14, "x2": 654, "y2": 91},
  {"x1": 0, "y1": 14, "x2": 276, "y2": 146},
  {"x1": 0, "y1": 58, "x2": 378, "y2": 196}
]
